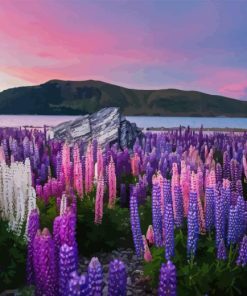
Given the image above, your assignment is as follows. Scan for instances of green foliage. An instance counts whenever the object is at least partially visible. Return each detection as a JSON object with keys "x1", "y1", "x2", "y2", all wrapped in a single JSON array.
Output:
[
  {"x1": 144, "y1": 229, "x2": 247, "y2": 295},
  {"x1": 0, "y1": 220, "x2": 27, "y2": 292},
  {"x1": 37, "y1": 197, "x2": 58, "y2": 232},
  {"x1": 76, "y1": 192, "x2": 133, "y2": 256}
]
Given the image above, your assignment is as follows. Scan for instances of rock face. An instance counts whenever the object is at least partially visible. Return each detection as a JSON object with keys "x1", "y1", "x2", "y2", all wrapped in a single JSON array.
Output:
[{"x1": 50, "y1": 107, "x2": 143, "y2": 149}]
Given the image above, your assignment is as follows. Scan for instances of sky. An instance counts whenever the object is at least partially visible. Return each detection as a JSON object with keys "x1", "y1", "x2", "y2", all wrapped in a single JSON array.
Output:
[{"x1": 0, "y1": 0, "x2": 247, "y2": 100}]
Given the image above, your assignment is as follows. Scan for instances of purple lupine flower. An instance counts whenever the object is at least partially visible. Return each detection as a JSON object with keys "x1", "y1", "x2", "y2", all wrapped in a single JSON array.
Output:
[
  {"x1": 130, "y1": 187, "x2": 144, "y2": 257},
  {"x1": 217, "y1": 239, "x2": 227, "y2": 261},
  {"x1": 174, "y1": 185, "x2": 183, "y2": 227},
  {"x1": 53, "y1": 215, "x2": 62, "y2": 267},
  {"x1": 221, "y1": 182, "x2": 231, "y2": 229},
  {"x1": 152, "y1": 180, "x2": 163, "y2": 247},
  {"x1": 164, "y1": 203, "x2": 174, "y2": 260},
  {"x1": 236, "y1": 195, "x2": 245, "y2": 242},
  {"x1": 88, "y1": 257, "x2": 103, "y2": 296},
  {"x1": 33, "y1": 228, "x2": 57, "y2": 296},
  {"x1": 164, "y1": 179, "x2": 172, "y2": 204},
  {"x1": 236, "y1": 180, "x2": 243, "y2": 197},
  {"x1": 187, "y1": 191, "x2": 199, "y2": 257},
  {"x1": 215, "y1": 163, "x2": 222, "y2": 184},
  {"x1": 68, "y1": 272, "x2": 90, "y2": 296},
  {"x1": 108, "y1": 259, "x2": 127, "y2": 296},
  {"x1": 158, "y1": 260, "x2": 176, "y2": 296},
  {"x1": 215, "y1": 189, "x2": 225, "y2": 247},
  {"x1": 227, "y1": 205, "x2": 238, "y2": 246},
  {"x1": 205, "y1": 187, "x2": 215, "y2": 231},
  {"x1": 26, "y1": 209, "x2": 40, "y2": 285},
  {"x1": 59, "y1": 244, "x2": 77, "y2": 296},
  {"x1": 236, "y1": 235, "x2": 247, "y2": 267}
]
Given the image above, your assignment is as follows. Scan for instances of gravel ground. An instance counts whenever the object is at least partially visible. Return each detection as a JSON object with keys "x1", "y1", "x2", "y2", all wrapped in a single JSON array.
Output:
[{"x1": 79, "y1": 248, "x2": 157, "y2": 296}]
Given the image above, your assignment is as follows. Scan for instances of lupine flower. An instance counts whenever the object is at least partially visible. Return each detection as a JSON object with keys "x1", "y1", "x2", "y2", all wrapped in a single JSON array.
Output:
[
  {"x1": 173, "y1": 185, "x2": 184, "y2": 227},
  {"x1": 88, "y1": 257, "x2": 103, "y2": 295},
  {"x1": 33, "y1": 228, "x2": 57, "y2": 296},
  {"x1": 26, "y1": 209, "x2": 40, "y2": 285},
  {"x1": 227, "y1": 205, "x2": 238, "y2": 246},
  {"x1": 217, "y1": 239, "x2": 227, "y2": 261},
  {"x1": 146, "y1": 225, "x2": 155, "y2": 245},
  {"x1": 130, "y1": 187, "x2": 144, "y2": 257},
  {"x1": 59, "y1": 244, "x2": 77, "y2": 296},
  {"x1": 215, "y1": 189, "x2": 225, "y2": 247},
  {"x1": 158, "y1": 261, "x2": 176, "y2": 296},
  {"x1": 236, "y1": 235, "x2": 247, "y2": 267},
  {"x1": 108, "y1": 259, "x2": 127, "y2": 296},
  {"x1": 152, "y1": 177, "x2": 163, "y2": 247},
  {"x1": 205, "y1": 187, "x2": 215, "y2": 231},
  {"x1": 187, "y1": 188, "x2": 199, "y2": 257},
  {"x1": 142, "y1": 235, "x2": 152, "y2": 262},
  {"x1": 164, "y1": 203, "x2": 174, "y2": 260},
  {"x1": 108, "y1": 157, "x2": 117, "y2": 208},
  {"x1": 68, "y1": 272, "x2": 90, "y2": 296},
  {"x1": 95, "y1": 175, "x2": 104, "y2": 224}
]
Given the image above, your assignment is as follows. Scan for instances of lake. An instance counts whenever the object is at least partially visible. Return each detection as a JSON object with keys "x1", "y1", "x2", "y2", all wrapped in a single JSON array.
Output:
[{"x1": 0, "y1": 115, "x2": 246, "y2": 129}]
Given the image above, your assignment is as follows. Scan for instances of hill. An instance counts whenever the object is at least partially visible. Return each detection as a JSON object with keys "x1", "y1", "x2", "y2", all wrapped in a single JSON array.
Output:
[{"x1": 0, "y1": 79, "x2": 246, "y2": 117}]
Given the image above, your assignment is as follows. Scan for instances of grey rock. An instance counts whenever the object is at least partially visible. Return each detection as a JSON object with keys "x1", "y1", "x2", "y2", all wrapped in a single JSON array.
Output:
[{"x1": 50, "y1": 107, "x2": 143, "y2": 149}]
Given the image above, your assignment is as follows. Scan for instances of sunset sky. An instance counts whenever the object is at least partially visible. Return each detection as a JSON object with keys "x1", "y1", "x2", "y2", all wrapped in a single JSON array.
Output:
[{"x1": 0, "y1": 0, "x2": 246, "y2": 99}]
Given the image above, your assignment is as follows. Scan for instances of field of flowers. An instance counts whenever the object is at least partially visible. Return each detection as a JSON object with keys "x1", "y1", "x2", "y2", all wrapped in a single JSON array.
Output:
[{"x1": 0, "y1": 126, "x2": 247, "y2": 295}]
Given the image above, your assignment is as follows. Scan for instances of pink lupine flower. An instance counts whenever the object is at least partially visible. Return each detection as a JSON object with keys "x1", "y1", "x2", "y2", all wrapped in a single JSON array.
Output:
[
  {"x1": 146, "y1": 225, "x2": 155, "y2": 245},
  {"x1": 180, "y1": 161, "x2": 190, "y2": 216},
  {"x1": 85, "y1": 143, "x2": 94, "y2": 193},
  {"x1": 171, "y1": 163, "x2": 179, "y2": 220},
  {"x1": 131, "y1": 153, "x2": 140, "y2": 176},
  {"x1": 108, "y1": 157, "x2": 117, "y2": 208},
  {"x1": 95, "y1": 175, "x2": 104, "y2": 224},
  {"x1": 62, "y1": 142, "x2": 71, "y2": 189},
  {"x1": 97, "y1": 146, "x2": 104, "y2": 178},
  {"x1": 143, "y1": 235, "x2": 152, "y2": 262}
]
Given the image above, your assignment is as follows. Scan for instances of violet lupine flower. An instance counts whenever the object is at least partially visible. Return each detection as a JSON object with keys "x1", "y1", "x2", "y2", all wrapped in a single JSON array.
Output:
[
  {"x1": 164, "y1": 203, "x2": 175, "y2": 260},
  {"x1": 215, "y1": 163, "x2": 222, "y2": 184},
  {"x1": 68, "y1": 272, "x2": 90, "y2": 296},
  {"x1": 217, "y1": 239, "x2": 227, "y2": 261},
  {"x1": 152, "y1": 178, "x2": 163, "y2": 247},
  {"x1": 26, "y1": 209, "x2": 40, "y2": 285},
  {"x1": 205, "y1": 187, "x2": 215, "y2": 232},
  {"x1": 130, "y1": 187, "x2": 144, "y2": 257},
  {"x1": 222, "y1": 179, "x2": 231, "y2": 228},
  {"x1": 108, "y1": 259, "x2": 127, "y2": 296},
  {"x1": 33, "y1": 228, "x2": 57, "y2": 296},
  {"x1": 88, "y1": 257, "x2": 103, "y2": 296},
  {"x1": 227, "y1": 205, "x2": 238, "y2": 246},
  {"x1": 187, "y1": 191, "x2": 199, "y2": 258},
  {"x1": 174, "y1": 185, "x2": 183, "y2": 227},
  {"x1": 59, "y1": 244, "x2": 77, "y2": 296},
  {"x1": 236, "y1": 235, "x2": 247, "y2": 267},
  {"x1": 158, "y1": 261, "x2": 177, "y2": 296},
  {"x1": 215, "y1": 190, "x2": 225, "y2": 247},
  {"x1": 236, "y1": 195, "x2": 245, "y2": 242}
]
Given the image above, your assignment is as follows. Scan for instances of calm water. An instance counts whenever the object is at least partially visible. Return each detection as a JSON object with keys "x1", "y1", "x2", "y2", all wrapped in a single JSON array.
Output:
[{"x1": 0, "y1": 115, "x2": 246, "y2": 129}]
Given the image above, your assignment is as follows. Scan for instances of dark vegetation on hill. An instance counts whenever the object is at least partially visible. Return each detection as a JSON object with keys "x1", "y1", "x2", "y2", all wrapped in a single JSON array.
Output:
[{"x1": 0, "y1": 79, "x2": 246, "y2": 116}]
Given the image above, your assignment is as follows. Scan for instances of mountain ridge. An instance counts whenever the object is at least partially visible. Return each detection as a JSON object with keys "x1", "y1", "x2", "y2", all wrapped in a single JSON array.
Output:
[{"x1": 0, "y1": 79, "x2": 246, "y2": 117}]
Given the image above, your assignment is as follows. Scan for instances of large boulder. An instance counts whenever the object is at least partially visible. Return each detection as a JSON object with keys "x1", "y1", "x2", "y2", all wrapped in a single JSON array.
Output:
[{"x1": 50, "y1": 107, "x2": 143, "y2": 149}]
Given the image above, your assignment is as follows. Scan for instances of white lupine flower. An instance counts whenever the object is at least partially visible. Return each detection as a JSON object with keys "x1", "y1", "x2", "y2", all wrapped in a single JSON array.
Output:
[
  {"x1": 60, "y1": 193, "x2": 67, "y2": 216},
  {"x1": 0, "y1": 160, "x2": 37, "y2": 238}
]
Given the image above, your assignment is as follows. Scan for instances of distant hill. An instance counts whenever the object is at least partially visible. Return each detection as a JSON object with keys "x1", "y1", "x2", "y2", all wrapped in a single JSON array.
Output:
[{"x1": 0, "y1": 79, "x2": 246, "y2": 117}]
